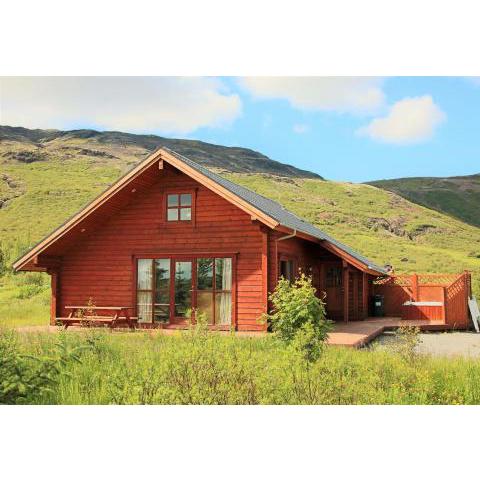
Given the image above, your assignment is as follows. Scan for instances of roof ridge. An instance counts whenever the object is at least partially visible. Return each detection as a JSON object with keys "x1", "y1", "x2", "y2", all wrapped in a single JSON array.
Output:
[
  {"x1": 164, "y1": 147, "x2": 319, "y2": 220},
  {"x1": 13, "y1": 145, "x2": 386, "y2": 275},
  {"x1": 163, "y1": 147, "x2": 386, "y2": 273}
]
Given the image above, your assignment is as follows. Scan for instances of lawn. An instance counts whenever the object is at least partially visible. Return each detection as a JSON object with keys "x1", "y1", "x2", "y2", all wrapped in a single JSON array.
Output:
[{"x1": 3, "y1": 326, "x2": 480, "y2": 405}]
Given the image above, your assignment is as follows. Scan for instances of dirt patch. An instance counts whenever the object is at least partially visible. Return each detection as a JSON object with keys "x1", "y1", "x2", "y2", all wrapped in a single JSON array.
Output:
[
  {"x1": 375, "y1": 331, "x2": 480, "y2": 357},
  {"x1": 2, "y1": 149, "x2": 48, "y2": 163},
  {"x1": 366, "y1": 216, "x2": 411, "y2": 238},
  {"x1": 59, "y1": 146, "x2": 118, "y2": 159}
]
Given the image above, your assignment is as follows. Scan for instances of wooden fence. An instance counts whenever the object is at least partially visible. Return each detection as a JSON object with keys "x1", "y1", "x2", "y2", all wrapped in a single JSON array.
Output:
[{"x1": 373, "y1": 271, "x2": 472, "y2": 328}]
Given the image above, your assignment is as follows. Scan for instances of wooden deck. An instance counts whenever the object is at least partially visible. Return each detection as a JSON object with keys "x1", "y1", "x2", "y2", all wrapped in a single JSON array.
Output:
[
  {"x1": 327, "y1": 317, "x2": 448, "y2": 348},
  {"x1": 16, "y1": 317, "x2": 449, "y2": 348}
]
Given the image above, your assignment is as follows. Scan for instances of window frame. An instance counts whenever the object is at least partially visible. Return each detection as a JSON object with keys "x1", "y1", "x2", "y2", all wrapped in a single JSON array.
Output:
[
  {"x1": 326, "y1": 265, "x2": 343, "y2": 288},
  {"x1": 278, "y1": 255, "x2": 296, "y2": 283},
  {"x1": 163, "y1": 189, "x2": 196, "y2": 226}
]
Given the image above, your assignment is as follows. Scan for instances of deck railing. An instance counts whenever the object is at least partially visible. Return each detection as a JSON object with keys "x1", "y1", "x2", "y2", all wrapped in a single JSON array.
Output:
[{"x1": 373, "y1": 271, "x2": 471, "y2": 328}]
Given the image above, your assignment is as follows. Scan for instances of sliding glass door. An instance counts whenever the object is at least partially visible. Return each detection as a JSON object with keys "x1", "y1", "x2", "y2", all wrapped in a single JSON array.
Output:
[
  {"x1": 196, "y1": 258, "x2": 232, "y2": 325},
  {"x1": 174, "y1": 260, "x2": 192, "y2": 319},
  {"x1": 136, "y1": 256, "x2": 233, "y2": 326},
  {"x1": 154, "y1": 259, "x2": 170, "y2": 322}
]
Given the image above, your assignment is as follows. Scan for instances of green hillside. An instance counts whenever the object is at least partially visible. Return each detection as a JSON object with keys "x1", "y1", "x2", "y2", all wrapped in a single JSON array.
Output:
[
  {"x1": 368, "y1": 174, "x2": 480, "y2": 228},
  {"x1": 1, "y1": 126, "x2": 479, "y2": 327}
]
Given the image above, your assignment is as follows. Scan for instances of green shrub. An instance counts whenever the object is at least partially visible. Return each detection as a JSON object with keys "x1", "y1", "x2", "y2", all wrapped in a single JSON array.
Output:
[
  {"x1": 266, "y1": 273, "x2": 332, "y2": 362},
  {"x1": 0, "y1": 329, "x2": 87, "y2": 404},
  {"x1": 393, "y1": 326, "x2": 421, "y2": 364}
]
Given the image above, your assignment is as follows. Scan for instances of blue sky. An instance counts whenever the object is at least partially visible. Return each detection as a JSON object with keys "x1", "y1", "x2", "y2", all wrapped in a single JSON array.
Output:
[{"x1": 1, "y1": 76, "x2": 479, "y2": 182}]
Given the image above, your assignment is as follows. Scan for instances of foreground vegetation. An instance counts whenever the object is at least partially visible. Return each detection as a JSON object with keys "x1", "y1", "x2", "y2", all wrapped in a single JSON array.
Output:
[{"x1": 2, "y1": 327, "x2": 480, "y2": 405}]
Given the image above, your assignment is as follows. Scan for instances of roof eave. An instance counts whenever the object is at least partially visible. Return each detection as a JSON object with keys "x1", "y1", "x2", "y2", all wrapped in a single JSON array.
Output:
[
  {"x1": 13, "y1": 148, "x2": 280, "y2": 272},
  {"x1": 12, "y1": 147, "x2": 166, "y2": 272}
]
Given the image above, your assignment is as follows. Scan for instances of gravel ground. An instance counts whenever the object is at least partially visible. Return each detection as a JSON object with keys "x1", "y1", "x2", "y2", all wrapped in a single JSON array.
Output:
[{"x1": 375, "y1": 331, "x2": 480, "y2": 358}]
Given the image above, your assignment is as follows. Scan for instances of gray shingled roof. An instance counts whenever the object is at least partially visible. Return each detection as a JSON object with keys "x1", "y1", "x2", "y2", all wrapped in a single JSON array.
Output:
[{"x1": 164, "y1": 148, "x2": 387, "y2": 274}]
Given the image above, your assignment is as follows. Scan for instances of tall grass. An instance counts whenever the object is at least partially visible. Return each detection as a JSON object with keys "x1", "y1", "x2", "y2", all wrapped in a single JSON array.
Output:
[
  {"x1": 3, "y1": 327, "x2": 480, "y2": 405},
  {"x1": 0, "y1": 272, "x2": 50, "y2": 328}
]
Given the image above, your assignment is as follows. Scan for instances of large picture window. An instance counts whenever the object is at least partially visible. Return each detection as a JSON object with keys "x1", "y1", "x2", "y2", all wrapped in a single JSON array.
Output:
[{"x1": 136, "y1": 256, "x2": 232, "y2": 326}]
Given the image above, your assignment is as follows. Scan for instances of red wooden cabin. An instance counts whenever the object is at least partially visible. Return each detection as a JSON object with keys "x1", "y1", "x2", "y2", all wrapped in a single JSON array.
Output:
[{"x1": 13, "y1": 148, "x2": 471, "y2": 331}]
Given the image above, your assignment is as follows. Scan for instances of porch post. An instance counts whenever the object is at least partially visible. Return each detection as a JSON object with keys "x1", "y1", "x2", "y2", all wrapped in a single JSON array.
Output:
[
  {"x1": 261, "y1": 228, "x2": 269, "y2": 316},
  {"x1": 442, "y1": 287, "x2": 447, "y2": 323},
  {"x1": 49, "y1": 270, "x2": 59, "y2": 326},
  {"x1": 412, "y1": 273, "x2": 419, "y2": 301},
  {"x1": 362, "y1": 272, "x2": 368, "y2": 320},
  {"x1": 343, "y1": 261, "x2": 349, "y2": 322},
  {"x1": 319, "y1": 263, "x2": 326, "y2": 294}
]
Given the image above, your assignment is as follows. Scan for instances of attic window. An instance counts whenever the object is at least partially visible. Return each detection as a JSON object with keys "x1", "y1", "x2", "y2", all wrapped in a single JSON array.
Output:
[{"x1": 167, "y1": 193, "x2": 192, "y2": 221}]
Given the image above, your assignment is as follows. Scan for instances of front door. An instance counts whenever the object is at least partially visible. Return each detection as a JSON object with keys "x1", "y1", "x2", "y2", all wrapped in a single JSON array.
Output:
[{"x1": 325, "y1": 264, "x2": 343, "y2": 320}]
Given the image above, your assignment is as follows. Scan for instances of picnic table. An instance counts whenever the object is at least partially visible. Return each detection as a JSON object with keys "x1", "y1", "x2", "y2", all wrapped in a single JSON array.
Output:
[{"x1": 57, "y1": 306, "x2": 137, "y2": 330}]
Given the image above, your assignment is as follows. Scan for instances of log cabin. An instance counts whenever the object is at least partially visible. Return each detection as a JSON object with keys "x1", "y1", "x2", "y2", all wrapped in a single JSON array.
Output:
[{"x1": 12, "y1": 147, "x2": 471, "y2": 331}]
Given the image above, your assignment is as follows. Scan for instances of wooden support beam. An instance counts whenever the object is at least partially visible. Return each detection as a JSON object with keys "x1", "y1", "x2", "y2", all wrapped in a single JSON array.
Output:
[
  {"x1": 362, "y1": 272, "x2": 368, "y2": 320},
  {"x1": 343, "y1": 261, "x2": 350, "y2": 323},
  {"x1": 411, "y1": 273, "x2": 419, "y2": 301},
  {"x1": 319, "y1": 263, "x2": 326, "y2": 294},
  {"x1": 261, "y1": 229, "x2": 269, "y2": 317},
  {"x1": 442, "y1": 287, "x2": 447, "y2": 323},
  {"x1": 50, "y1": 271, "x2": 58, "y2": 326},
  {"x1": 353, "y1": 272, "x2": 359, "y2": 321}
]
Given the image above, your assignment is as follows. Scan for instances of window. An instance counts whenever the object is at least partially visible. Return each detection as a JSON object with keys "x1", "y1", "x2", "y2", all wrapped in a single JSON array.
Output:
[
  {"x1": 167, "y1": 193, "x2": 192, "y2": 221},
  {"x1": 326, "y1": 266, "x2": 343, "y2": 287},
  {"x1": 137, "y1": 259, "x2": 154, "y2": 323},
  {"x1": 154, "y1": 259, "x2": 170, "y2": 322},
  {"x1": 137, "y1": 258, "x2": 171, "y2": 323},
  {"x1": 136, "y1": 256, "x2": 232, "y2": 326},
  {"x1": 174, "y1": 261, "x2": 192, "y2": 317},
  {"x1": 196, "y1": 257, "x2": 232, "y2": 325},
  {"x1": 279, "y1": 259, "x2": 294, "y2": 282}
]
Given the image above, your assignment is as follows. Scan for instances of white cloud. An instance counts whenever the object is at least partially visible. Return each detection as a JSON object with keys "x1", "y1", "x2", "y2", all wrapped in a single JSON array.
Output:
[
  {"x1": 293, "y1": 123, "x2": 310, "y2": 134},
  {"x1": 356, "y1": 95, "x2": 446, "y2": 145},
  {"x1": 239, "y1": 77, "x2": 385, "y2": 114},
  {"x1": 0, "y1": 77, "x2": 241, "y2": 134}
]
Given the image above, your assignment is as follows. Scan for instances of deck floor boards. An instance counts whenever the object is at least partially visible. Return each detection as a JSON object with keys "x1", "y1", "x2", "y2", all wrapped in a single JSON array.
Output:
[{"x1": 328, "y1": 317, "x2": 447, "y2": 348}]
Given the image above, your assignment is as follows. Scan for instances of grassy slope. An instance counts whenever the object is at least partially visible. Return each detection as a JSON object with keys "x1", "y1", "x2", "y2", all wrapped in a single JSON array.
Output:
[
  {"x1": 1, "y1": 128, "x2": 480, "y2": 327},
  {"x1": 368, "y1": 174, "x2": 480, "y2": 228}
]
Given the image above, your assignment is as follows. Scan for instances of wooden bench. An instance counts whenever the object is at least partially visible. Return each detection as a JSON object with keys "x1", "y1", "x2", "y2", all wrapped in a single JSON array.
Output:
[{"x1": 57, "y1": 306, "x2": 137, "y2": 330}]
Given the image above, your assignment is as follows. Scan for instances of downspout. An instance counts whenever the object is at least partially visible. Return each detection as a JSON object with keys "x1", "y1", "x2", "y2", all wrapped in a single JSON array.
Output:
[{"x1": 277, "y1": 228, "x2": 297, "y2": 243}]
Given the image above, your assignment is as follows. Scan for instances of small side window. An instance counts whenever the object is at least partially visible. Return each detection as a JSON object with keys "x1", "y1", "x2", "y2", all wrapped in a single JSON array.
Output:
[
  {"x1": 167, "y1": 193, "x2": 192, "y2": 222},
  {"x1": 326, "y1": 267, "x2": 343, "y2": 287},
  {"x1": 279, "y1": 259, "x2": 294, "y2": 282}
]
